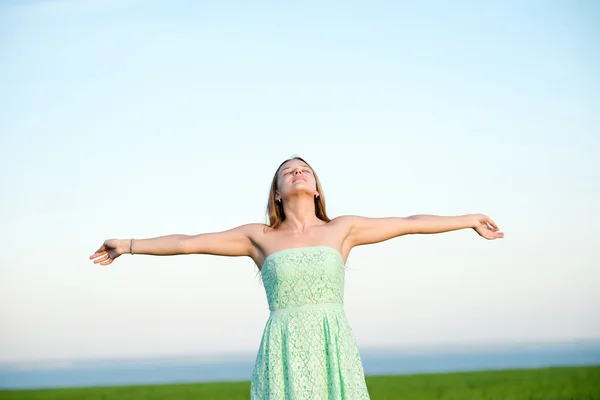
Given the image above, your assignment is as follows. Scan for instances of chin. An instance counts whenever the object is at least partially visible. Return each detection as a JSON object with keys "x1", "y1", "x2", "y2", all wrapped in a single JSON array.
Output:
[{"x1": 288, "y1": 187, "x2": 315, "y2": 196}]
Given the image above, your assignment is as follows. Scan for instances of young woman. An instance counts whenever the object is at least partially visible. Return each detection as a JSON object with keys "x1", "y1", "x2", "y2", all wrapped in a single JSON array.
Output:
[{"x1": 90, "y1": 156, "x2": 504, "y2": 399}]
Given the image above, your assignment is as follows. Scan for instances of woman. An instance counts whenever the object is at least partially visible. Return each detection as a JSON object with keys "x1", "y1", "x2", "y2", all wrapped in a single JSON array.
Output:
[{"x1": 90, "y1": 156, "x2": 504, "y2": 399}]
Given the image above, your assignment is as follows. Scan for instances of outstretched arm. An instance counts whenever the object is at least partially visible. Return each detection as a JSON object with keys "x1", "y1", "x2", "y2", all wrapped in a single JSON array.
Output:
[
  {"x1": 89, "y1": 224, "x2": 260, "y2": 266},
  {"x1": 341, "y1": 214, "x2": 503, "y2": 247}
]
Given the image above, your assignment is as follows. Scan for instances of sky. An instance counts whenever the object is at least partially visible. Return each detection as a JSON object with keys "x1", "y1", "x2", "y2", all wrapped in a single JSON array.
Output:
[{"x1": 0, "y1": 0, "x2": 599, "y2": 363}]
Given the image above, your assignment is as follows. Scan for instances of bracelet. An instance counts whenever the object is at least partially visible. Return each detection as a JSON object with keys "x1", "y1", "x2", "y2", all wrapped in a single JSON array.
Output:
[{"x1": 130, "y1": 238, "x2": 134, "y2": 255}]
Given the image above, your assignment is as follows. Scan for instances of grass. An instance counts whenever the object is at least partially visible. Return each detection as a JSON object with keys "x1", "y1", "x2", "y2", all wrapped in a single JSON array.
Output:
[
  {"x1": 0, "y1": 366, "x2": 598, "y2": 399},
  {"x1": 366, "y1": 366, "x2": 600, "y2": 400}
]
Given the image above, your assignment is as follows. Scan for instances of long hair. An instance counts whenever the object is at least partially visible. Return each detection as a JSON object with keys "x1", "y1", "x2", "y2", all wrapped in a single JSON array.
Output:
[{"x1": 266, "y1": 156, "x2": 330, "y2": 229}]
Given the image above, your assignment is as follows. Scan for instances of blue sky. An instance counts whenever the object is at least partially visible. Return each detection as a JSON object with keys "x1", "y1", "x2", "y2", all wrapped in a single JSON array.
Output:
[{"x1": 0, "y1": 0, "x2": 598, "y2": 362}]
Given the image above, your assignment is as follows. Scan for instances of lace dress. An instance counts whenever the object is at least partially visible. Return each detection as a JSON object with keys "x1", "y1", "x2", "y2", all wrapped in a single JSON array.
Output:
[{"x1": 250, "y1": 246, "x2": 371, "y2": 399}]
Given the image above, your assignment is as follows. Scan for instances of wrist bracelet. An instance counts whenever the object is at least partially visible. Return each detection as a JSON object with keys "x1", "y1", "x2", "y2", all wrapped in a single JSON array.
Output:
[{"x1": 130, "y1": 238, "x2": 134, "y2": 255}]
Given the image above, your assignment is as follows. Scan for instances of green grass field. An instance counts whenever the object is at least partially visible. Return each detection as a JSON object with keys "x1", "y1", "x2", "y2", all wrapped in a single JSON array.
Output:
[{"x1": 1, "y1": 366, "x2": 598, "y2": 399}]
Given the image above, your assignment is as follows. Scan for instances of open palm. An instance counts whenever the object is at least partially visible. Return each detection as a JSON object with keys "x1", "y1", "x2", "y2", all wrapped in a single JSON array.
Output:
[
  {"x1": 473, "y1": 214, "x2": 504, "y2": 240},
  {"x1": 89, "y1": 239, "x2": 122, "y2": 266}
]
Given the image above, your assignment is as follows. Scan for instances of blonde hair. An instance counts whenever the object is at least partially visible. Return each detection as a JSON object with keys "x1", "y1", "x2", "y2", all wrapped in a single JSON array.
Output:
[{"x1": 266, "y1": 156, "x2": 330, "y2": 229}]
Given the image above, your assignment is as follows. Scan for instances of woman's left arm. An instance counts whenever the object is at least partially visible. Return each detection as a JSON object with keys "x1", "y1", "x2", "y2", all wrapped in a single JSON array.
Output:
[{"x1": 339, "y1": 214, "x2": 504, "y2": 247}]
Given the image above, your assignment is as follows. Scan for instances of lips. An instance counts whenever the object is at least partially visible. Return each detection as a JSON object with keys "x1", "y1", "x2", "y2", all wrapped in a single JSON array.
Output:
[{"x1": 293, "y1": 177, "x2": 307, "y2": 183}]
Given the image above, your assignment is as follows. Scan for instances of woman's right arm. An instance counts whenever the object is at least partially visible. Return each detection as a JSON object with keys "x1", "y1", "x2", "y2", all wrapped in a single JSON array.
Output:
[{"x1": 90, "y1": 224, "x2": 260, "y2": 266}]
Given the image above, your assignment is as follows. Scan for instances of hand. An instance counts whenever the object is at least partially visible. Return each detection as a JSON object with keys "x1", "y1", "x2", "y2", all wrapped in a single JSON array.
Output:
[
  {"x1": 471, "y1": 214, "x2": 504, "y2": 240},
  {"x1": 89, "y1": 239, "x2": 126, "y2": 266}
]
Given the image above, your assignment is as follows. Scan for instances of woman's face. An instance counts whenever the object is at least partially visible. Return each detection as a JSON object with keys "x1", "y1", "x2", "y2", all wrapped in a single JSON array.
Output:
[{"x1": 276, "y1": 159, "x2": 318, "y2": 200}]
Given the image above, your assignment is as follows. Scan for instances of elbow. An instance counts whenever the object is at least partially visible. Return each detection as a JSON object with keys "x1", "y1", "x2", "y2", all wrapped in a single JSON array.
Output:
[{"x1": 179, "y1": 235, "x2": 198, "y2": 254}]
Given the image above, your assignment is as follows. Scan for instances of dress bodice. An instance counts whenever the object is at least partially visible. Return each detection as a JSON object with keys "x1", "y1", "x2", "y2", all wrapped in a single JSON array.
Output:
[{"x1": 260, "y1": 246, "x2": 345, "y2": 312}]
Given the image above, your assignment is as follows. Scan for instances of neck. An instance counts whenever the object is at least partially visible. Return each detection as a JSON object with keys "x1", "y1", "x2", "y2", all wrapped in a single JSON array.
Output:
[{"x1": 281, "y1": 195, "x2": 320, "y2": 232}]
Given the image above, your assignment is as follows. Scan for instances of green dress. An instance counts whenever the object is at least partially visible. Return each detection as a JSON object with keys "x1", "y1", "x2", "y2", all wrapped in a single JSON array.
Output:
[{"x1": 251, "y1": 246, "x2": 371, "y2": 399}]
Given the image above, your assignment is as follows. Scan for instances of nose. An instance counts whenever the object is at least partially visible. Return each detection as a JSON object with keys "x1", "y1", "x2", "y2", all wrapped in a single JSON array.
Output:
[{"x1": 294, "y1": 169, "x2": 302, "y2": 175}]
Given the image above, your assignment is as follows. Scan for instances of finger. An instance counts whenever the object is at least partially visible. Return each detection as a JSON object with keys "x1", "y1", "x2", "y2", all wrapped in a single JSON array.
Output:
[
  {"x1": 100, "y1": 258, "x2": 113, "y2": 266},
  {"x1": 487, "y1": 218, "x2": 499, "y2": 230},
  {"x1": 90, "y1": 251, "x2": 107, "y2": 261},
  {"x1": 90, "y1": 245, "x2": 106, "y2": 258},
  {"x1": 485, "y1": 224, "x2": 497, "y2": 234},
  {"x1": 488, "y1": 231, "x2": 504, "y2": 239},
  {"x1": 90, "y1": 250, "x2": 106, "y2": 260},
  {"x1": 94, "y1": 254, "x2": 110, "y2": 264},
  {"x1": 99, "y1": 254, "x2": 113, "y2": 266}
]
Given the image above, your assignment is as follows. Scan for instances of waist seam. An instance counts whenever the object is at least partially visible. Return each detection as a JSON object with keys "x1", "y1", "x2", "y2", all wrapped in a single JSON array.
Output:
[{"x1": 270, "y1": 302, "x2": 344, "y2": 316}]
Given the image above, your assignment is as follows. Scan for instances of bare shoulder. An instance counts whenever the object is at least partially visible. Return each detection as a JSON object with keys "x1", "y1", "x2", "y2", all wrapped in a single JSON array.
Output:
[
  {"x1": 181, "y1": 222, "x2": 268, "y2": 257},
  {"x1": 328, "y1": 215, "x2": 363, "y2": 238},
  {"x1": 236, "y1": 222, "x2": 268, "y2": 234},
  {"x1": 240, "y1": 222, "x2": 270, "y2": 250},
  {"x1": 330, "y1": 215, "x2": 362, "y2": 229},
  {"x1": 331, "y1": 214, "x2": 392, "y2": 248},
  {"x1": 215, "y1": 222, "x2": 267, "y2": 240}
]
